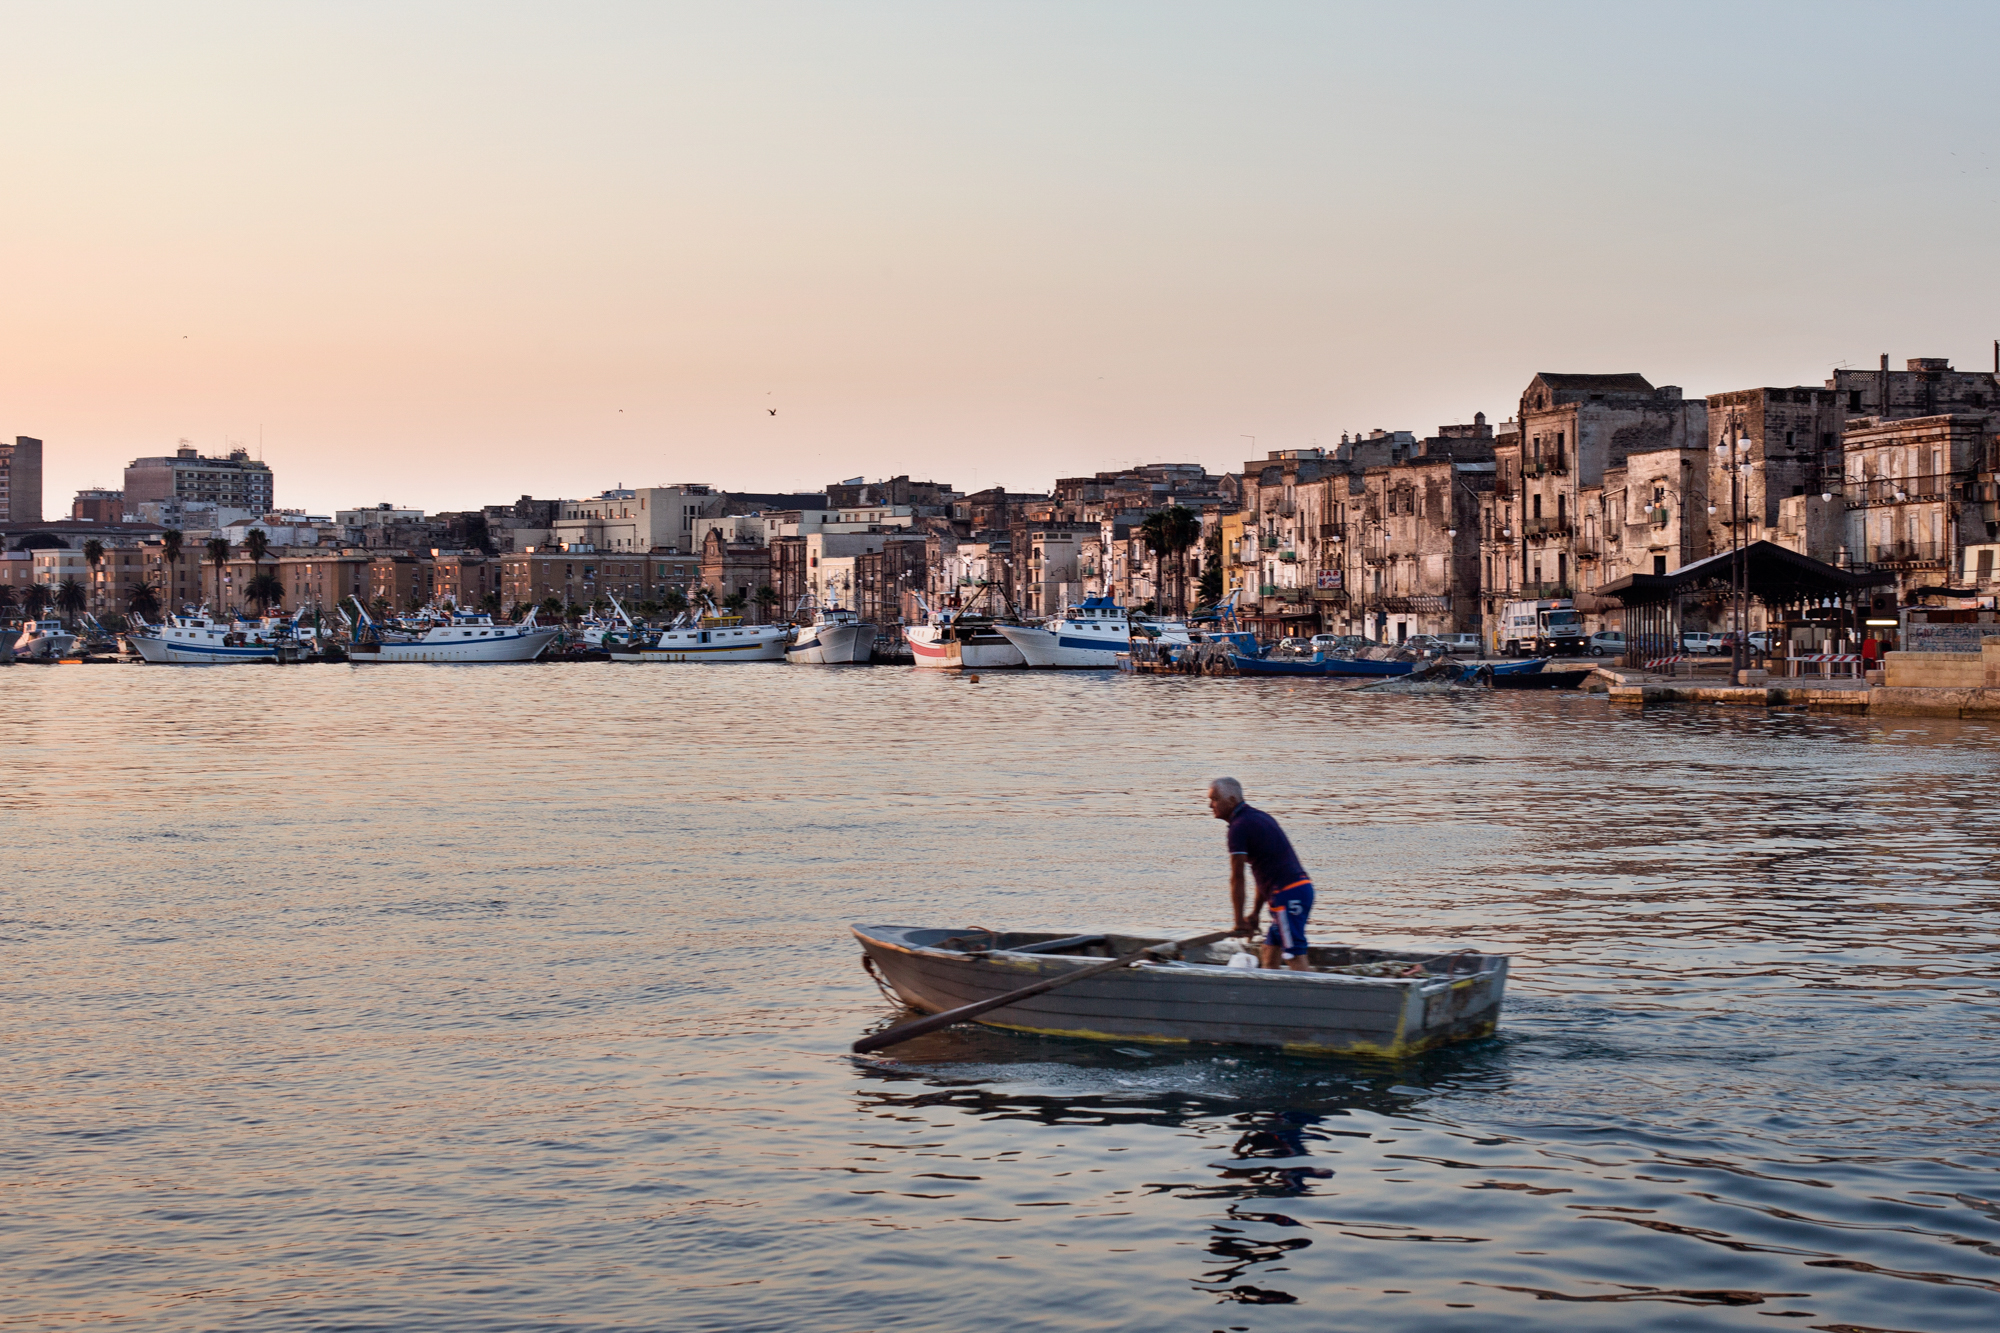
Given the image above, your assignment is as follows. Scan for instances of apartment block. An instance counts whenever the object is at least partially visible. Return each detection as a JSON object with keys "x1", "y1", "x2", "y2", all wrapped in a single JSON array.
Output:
[
  {"x1": 124, "y1": 445, "x2": 273, "y2": 512},
  {"x1": 0, "y1": 436, "x2": 43, "y2": 524}
]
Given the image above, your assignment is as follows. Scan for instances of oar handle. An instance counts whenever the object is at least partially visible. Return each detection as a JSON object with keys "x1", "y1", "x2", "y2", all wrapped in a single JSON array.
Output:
[{"x1": 852, "y1": 929, "x2": 1234, "y2": 1055}]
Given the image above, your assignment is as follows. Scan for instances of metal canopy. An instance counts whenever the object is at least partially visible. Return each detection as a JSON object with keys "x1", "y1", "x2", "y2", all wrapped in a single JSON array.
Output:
[{"x1": 1593, "y1": 541, "x2": 1891, "y2": 609}]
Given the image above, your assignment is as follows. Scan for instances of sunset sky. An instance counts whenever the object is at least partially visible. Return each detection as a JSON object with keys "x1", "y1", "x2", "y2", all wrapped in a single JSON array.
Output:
[{"x1": 5, "y1": 1, "x2": 1999, "y2": 515}]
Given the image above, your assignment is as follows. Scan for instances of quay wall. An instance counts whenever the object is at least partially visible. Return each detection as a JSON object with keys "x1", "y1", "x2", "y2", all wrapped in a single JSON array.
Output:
[{"x1": 1883, "y1": 650, "x2": 1984, "y2": 689}]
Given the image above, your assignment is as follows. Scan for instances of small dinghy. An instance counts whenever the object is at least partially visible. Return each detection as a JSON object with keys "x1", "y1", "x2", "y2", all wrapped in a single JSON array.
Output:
[{"x1": 853, "y1": 924, "x2": 1508, "y2": 1058}]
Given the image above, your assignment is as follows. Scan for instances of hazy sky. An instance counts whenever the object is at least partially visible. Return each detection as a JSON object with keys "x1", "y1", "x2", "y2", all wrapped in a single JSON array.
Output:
[{"x1": 5, "y1": 1, "x2": 1999, "y2": 515}]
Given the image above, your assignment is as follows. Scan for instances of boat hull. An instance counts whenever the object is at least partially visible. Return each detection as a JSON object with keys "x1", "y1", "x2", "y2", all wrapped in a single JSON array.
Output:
[
  {"x1": 129, "y1": 634, "x2": 279, "y2": 664},
  {"x1": 905, "y1": 626, "x2": 1026, "y2": 669},
  {"x1": 1229, "y1": 652, "x2": 1334, "y2": 677},
  {"x1": 996, "y1": 623, "x2": 1125, "y2": 668},
  {"x1": 787, "y1": 621, "x2": 875, "y2": 664},
  {"x1": 347, "y1": 628, "x2": 559, "y2": 663},
  {"x1": 628, "y1": 625, "x2": 789, "y2": 662},
  {"x1": 854, "y1": 925, "x2": 1507, "y2": 1058}
]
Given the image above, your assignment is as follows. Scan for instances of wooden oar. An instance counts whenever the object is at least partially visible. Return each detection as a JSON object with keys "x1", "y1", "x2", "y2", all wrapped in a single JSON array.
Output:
[{"x1": 852, "y1": 928, "x2": 1236, "y2": 1054}]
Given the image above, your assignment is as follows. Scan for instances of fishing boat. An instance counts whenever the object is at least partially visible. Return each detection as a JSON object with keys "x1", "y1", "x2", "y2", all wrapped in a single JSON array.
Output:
[
  {"x1": 905, "y1": 590, "x2": 1028, "y2": 670},
  {"x1": 1228, "y1": 650, "x2": 1337, "y2": 677},
  {"x1": 995, "y1": 595, "x2": 1188, "y2": 669},
  {"x1": 853, "y1": 924, "x2": 1508, "y2": 1058},
  {"x1": 623, "y1": 612, "x2": 789, "y2": 662},
  {"x1": 786, "y1": 599, "x2": 875, "y2": 665},
  {"x1": 11, "y1": 619, "x2": 78, "y2": 661},
  {"x1": 127, "y1": 611, "x2": 300, "y2": 664},
  {"x1": 346, "y1": 600, "x2": 559, "y2": 663}
]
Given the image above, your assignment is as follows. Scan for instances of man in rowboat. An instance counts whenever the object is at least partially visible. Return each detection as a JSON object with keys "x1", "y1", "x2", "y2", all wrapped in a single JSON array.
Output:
[{"x1": 1208, "y1": 777, "x2": 1314, "y2": 971}]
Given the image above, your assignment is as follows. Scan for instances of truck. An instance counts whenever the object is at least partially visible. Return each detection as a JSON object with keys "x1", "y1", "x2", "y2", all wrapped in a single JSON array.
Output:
[{"x1": 1498, "y1": 598, "x2": 1587, "y2": 656}]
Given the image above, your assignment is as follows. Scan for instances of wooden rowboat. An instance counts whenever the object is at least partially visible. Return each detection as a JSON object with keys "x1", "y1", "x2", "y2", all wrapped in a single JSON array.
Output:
[{"x1": 853, "y1": 924, "x2": 1509, "y2": 1059}]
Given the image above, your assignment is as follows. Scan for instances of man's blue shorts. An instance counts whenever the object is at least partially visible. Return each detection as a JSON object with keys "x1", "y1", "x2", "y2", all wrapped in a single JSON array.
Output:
[{"x1": 1265, "y1": 880, "x2": 1314, "y2": 958}]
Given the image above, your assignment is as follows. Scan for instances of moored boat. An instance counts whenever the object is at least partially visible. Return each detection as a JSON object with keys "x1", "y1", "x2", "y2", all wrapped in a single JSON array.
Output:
[
  {"x1": 346, "y1": 600, "x2": 559, "y2": 663},
  {"x1": 127, "y1": 611, "x2": 296, "y2": 664},
  {"x1": 906, "y1": 612, "x2": 1026, "y2": 669},
  {"x1": 623, "y1": 614, "x2": 789, "y2": 662},
  {"x1": 12, "y1": 619, "x2": 78, "y2": 661},
  {"x1": 853, "y1": 924, "x2": 1508, "y2": 1058},
  {"x1": 787, "y1": 600, "x2": 875, "y2": 665},
  {"x1": 996, "y1": 595, "x2": 1188, "y2": 668}
]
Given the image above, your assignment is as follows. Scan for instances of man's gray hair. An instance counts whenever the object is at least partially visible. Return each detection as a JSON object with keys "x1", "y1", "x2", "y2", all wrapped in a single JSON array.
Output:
[{"x1": 1209, "y1": 777, "x2": 1243, "y2": 803}]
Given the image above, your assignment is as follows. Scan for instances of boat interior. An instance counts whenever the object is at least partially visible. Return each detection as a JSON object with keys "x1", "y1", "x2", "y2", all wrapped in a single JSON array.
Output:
[{"x1": 888, "y1": 926, "x2": 1500, "y2": 979}]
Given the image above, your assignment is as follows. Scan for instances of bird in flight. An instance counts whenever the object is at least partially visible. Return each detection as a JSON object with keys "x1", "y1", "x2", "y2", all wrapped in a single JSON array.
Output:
[{"x1": 768, "y1": 408, "x2": 777, "y2": 416}]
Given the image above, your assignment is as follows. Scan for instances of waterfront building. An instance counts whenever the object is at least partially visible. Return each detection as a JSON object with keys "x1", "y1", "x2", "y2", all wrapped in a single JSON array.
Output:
[
  {"x1": 124, "y1": 444, "x2": 273, "y2": 513},
  {"x1": 0, "y1": 436, "x2": 43, "y2": 525},
  {"x1": 1840, "y1": 411, "x2": 1995, "y2": 603},
  {"x1": 498, "y1": 548, "x2": 700, "y2": 614},
  {"x1": 278, "y1": 550, "x2": 373, "y2": 614},
  {"x1": 1481, "y1": 374, "x2": 1706, "y2": 639}
]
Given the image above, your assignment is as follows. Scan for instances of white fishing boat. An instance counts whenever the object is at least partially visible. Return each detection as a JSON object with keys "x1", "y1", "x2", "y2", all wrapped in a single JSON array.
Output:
[
  {"x1": 995, "y1": 595, "x2": 1190, "y2": 669},
  {"x1": 623, "y1": 613, "x2": 789, "y2": 662},
  {"x1": 345, "y1": 599, "x2": 559, "y2": 663},
  {"x1": 127, "y1": 611, "x2": 299, "y2": 664},
  {"x1": 11, "y1": 619, "x2": 77, "y2": 661},
  {"x1": 786, "y1": 598, "x2": 875, "y2": 665}
]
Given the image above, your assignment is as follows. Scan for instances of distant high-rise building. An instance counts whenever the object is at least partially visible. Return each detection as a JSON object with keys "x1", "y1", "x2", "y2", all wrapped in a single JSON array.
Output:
[
  {"x1": 124, "y1": 444, "x2": 274, "y2": 514},
  {"x1": 0, "y1": 436, "x2": 44, "y2": 524}
]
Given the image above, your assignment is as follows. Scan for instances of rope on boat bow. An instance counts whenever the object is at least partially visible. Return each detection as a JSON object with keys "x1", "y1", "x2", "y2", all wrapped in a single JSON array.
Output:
[{"x1": 860, "y1": 955, "x2": 905, "y2": 1007}]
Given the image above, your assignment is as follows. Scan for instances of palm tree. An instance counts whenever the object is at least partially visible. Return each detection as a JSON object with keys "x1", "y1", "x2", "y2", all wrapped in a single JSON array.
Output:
[
  {"x1": 243, "y1": 528, "x2": 270, "y2": 566},
  {"x1": 245, "y1": 572, "x2": 285, "y2": 614},
  {"x1": 127, "y1": 581, "x2": 162, "y2": 622},
  {"x1": 0, "y1": 584, "x2": 14, "y2": 617},
  {"x1": 753, "y1": 584, "x2": 780, "y2": 623},
  {"x1": 23, "y1": 583, "x2": 51, "y2": 618},
  {"x1": 54, "y1": 577, "x2": 87, "y2": 625},
  {"x1": 538, "y1": 595, "x2": 563, "y2": 620},
  {"x1": 1140, "y1": 506, "x2": 1201, "y2": 616},
  {"x1": 661, "y1": 588, "x2": 688, "y2": 617},
  {"x1": 158, "y1": 529, "x2": 184, "y2": 611},
  {"x1": 81, "y1": 539, "x2": 105, "y2": 611},
  {"x1": 205, "y1": 536, "x2": 232, "y2": 611}
]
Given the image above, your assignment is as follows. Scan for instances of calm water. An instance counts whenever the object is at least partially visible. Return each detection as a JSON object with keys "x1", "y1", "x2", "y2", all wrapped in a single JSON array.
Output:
[{"x1": 3, "y1": 663, "x2": 1998, "y2": 1332}]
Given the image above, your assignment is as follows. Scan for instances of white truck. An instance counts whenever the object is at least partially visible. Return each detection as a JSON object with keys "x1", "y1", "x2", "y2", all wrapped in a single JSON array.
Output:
[{"x1": 1498, "y1": 598, "x2": 1588, "y2": 656}]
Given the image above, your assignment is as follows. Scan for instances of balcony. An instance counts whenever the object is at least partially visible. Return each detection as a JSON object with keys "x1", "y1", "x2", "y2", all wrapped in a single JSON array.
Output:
[
  {"x1": 1318, "y1": 523, "x2": 1344, "y2": 540},
  {"x1": 1524, "y1": 517, "x2": 1574, "y2": 540},
  {"x1": 1524, "y1": 459, "x2": 1570, "y2": 479},
  {"x1": 1278, "y1": 551, "x2": 1297, "y2": 562},
  {"x1": 1575, "y1": 543, "x2": 1601, "y2": 562},
  {"x1": 1855, "y1": 541, "x2": 1949, "y2": 567},
  {"x1": 1846, "y1": 473, "x2": 1956, "y2": 507}
]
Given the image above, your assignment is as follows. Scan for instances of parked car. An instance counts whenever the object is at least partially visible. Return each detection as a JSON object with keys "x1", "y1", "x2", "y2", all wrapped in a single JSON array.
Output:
[
  {"x1": 1436, "y1": 633, "x2": 1481, "y2": 654},
  {"x1": 1681, "y1": 632, "x2": 1727, "y2": 655},
  {"x1": 1587, "y1": 631, "x2": 1626, "y2": 657},
  {"x1": 1310, "y1": 634, "x2": 1368, "y2": 654}
]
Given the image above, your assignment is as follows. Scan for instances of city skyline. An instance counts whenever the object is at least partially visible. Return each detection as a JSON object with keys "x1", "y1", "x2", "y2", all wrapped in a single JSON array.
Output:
[{"x1": 5, "y1": 2, "x2": 1999, "y2": 513}]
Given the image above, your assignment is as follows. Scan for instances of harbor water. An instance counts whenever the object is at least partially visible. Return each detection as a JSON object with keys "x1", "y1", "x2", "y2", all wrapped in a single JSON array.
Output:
[{"x1": 3, "y1": 665, "x2": 1997, "y2": 1331}]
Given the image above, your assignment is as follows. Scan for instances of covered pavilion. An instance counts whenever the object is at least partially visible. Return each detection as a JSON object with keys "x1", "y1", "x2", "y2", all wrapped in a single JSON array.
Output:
[{"x1": 1592, "y1": 541, "x2": 1892, "y2": 668}]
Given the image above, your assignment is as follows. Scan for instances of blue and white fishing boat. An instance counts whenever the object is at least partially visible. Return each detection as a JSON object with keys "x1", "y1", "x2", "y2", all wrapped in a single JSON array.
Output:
[
  {"x1": 127, "y1": 610, "x2": 302, "y2": 664},
  {"x1": 346, "y1": 599, "x2": 559, "y2": 663},
  {"x1": 996, "y1": 595, "x2": 1188, "y2": 669}
]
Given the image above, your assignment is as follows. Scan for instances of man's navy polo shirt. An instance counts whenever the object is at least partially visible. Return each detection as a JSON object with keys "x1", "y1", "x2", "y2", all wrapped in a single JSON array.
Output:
[{"x1": 1226, "y1": 803, "x2": 1310, "y2": 896}]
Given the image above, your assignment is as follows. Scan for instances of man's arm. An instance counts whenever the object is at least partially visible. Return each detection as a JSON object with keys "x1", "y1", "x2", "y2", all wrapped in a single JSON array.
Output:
[{"x1": 1230, "y1": 853, "x2": 1254, "y2": 934}]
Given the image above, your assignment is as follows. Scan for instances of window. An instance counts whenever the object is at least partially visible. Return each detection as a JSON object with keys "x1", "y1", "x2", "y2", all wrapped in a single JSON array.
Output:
[{"x1": 1849, "y1": 390, "x2": 1863, "y2": 411}]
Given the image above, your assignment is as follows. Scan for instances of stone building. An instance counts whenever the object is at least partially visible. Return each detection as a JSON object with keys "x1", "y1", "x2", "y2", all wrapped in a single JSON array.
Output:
[
  {"x1": 1703, "y1": 386, "x2": 1844, "y2": 563},
  {"x1": 697, "y1": 524, "x2": 774, "y2": 617},
  {"x1": 498, "y1": 549, "x2": 701, "y2": 614},
  {"x1": 1840, "y1": 412, "x2": 1994, "y2": 601},
  {"x1": 1481, "y1": 374, "x2": 1706, "y2": 638}
]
